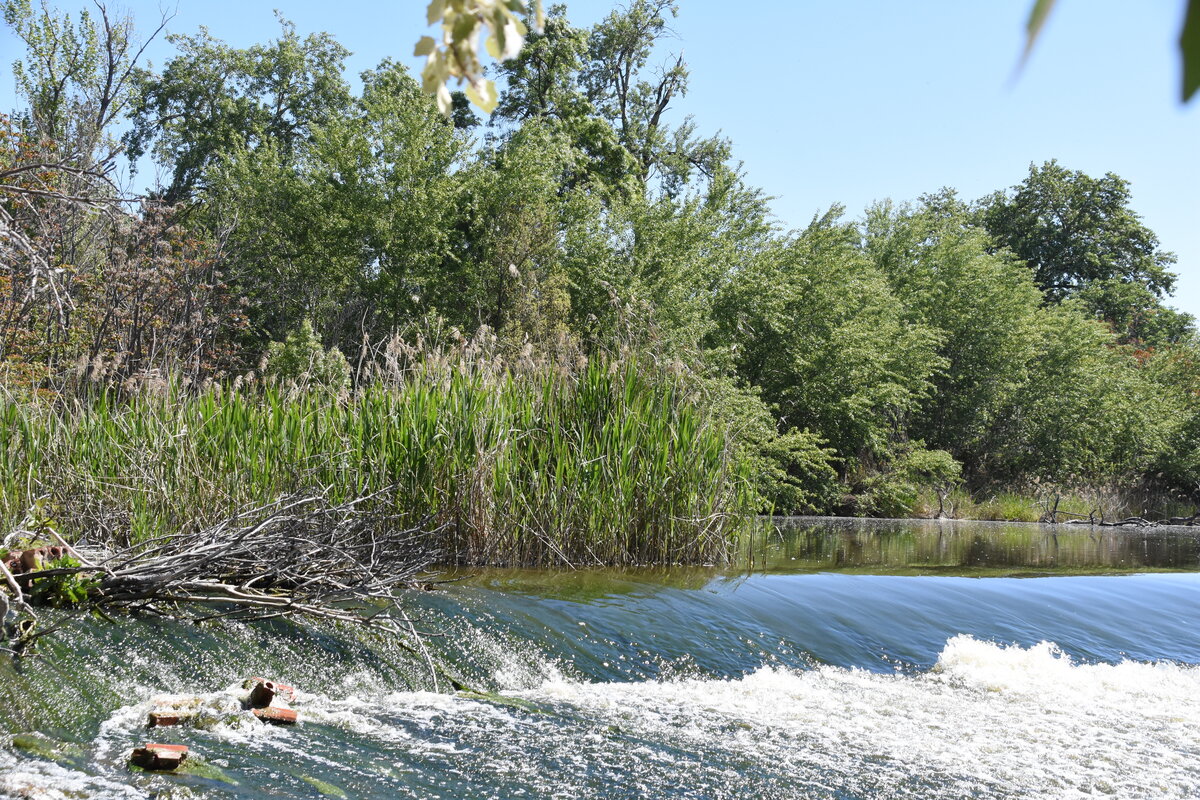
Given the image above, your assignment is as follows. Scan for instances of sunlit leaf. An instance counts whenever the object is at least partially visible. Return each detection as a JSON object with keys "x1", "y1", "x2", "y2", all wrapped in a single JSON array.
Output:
[
  {"x1": 417, "y1": 0, "x2": 545, "y2": 116},
  {"x1": 452, "y1": 14, "x2": 477, "y2": 43},
  {"x1": 426, "y1": 0, "x2": 446, "y2": 27},
  {"x1": 414, "y1": 36, "x2": 436, "y2": 57},
  {"x1": 465, "y1": 78, "x2": 498, "y2": 113}
]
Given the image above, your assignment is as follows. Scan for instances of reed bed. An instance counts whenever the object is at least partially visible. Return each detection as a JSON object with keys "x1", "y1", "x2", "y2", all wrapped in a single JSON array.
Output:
[{"x1": 0, "y1": 357, "x2": 753, "y2": 566}]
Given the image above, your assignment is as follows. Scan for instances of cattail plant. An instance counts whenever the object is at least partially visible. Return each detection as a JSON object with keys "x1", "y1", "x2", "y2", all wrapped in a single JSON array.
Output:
[{"x1": 0, "y1": 333, "x2": 755, "y2": 566}]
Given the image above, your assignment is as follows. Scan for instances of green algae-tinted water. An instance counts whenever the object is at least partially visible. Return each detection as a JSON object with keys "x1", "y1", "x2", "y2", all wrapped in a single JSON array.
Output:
[{"x1": 2, "y1": 518, "x2": 1199, "y2": 799}]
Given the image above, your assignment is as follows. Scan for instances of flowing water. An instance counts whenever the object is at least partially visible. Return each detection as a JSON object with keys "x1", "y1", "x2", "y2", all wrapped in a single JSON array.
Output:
[{"x1": 2, "y1": 518, "x2": 1200, "y2": 799}]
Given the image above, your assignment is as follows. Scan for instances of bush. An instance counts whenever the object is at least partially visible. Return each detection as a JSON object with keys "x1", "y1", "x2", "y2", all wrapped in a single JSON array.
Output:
[
  {"x1": 694, "y1": 375, "x2": 839, "y2": 514},
  {"x1": 856, "y1": 444, "x2": 962, "y2": 518},
  {"x1": 262, "y1": 320, "x2": 351, "y2": 392}
]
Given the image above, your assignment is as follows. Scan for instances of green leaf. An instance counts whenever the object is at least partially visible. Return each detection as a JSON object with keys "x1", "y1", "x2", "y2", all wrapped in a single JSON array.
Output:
[
  {"x1": 485, "y1": 33, "x2": 501, "y2": 60},
  {"x1": 492, "y1": 8, "x2": 508, "y2": 55},
  {"x1": 1023, "y1": 0, "x2": 1057, "y2": 65},
  {"x1": 426, "y1": 0, "x2": 446, "y2": 26},
  {"x1": 1182, "y1": 0, "x2": 1200, "y2": 101},
  {"x1": 414, "y1": 36, "x2": 437, "y2": 57},
  {"x1": 452, "y1": 13, "x2": 477, "y2": 44},
  {"x1": 465, "y1": 78, "x2": 498, "y2": 113}
]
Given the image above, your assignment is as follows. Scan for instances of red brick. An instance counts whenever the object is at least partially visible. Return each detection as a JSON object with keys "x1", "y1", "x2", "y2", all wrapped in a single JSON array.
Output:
[
  {"x1": 252, "y1": 706, "x2": 298, "y2": 726},
  {"x1": 147, "y1": 711, "x2": 195, "y2": 727},
  {"x1": 130, "y1": 743, "x2": 189, "y2": 771}
]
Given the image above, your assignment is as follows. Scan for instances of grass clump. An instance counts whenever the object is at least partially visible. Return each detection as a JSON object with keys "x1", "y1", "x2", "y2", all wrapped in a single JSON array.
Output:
[{"x1": 0, "y1": 337, "x2": 753, "y2": 566}]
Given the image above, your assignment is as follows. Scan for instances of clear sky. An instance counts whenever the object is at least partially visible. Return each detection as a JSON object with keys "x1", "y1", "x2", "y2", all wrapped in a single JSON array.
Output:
[{"x1": 2, "y1": 1, "x2": 1197, "y2": 315}]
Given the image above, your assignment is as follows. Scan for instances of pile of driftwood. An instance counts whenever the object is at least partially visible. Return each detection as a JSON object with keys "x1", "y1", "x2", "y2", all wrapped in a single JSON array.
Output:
[
  {"x1": 1059, "y1": 512, "x2": 1200, "y2": 527},
  {"x1": 0, "y1": 491, "x2": 442, "y2": 654},
  {"x1": 1038, "y1": 492, "x2": 1200, "y2": 527}
]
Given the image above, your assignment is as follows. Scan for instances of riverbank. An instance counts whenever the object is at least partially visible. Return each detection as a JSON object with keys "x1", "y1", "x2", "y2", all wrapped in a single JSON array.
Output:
[{"x1": 902, "y1": 486, "x2": 1197, "y2": 525}]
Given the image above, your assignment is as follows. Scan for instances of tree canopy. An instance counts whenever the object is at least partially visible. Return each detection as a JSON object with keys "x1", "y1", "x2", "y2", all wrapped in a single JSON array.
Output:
[{"x1": 978, "y1": 160, "x2": 1190, "y2": 346}]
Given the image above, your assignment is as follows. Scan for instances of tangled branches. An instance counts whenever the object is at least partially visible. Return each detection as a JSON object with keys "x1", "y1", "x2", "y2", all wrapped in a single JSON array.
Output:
[{"x1": 1, "y1": 491, "x2": 442, "y2": 654}]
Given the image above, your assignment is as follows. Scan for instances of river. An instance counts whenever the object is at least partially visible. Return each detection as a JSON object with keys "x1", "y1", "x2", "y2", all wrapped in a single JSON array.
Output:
[{"x1": 2, "y1": 518, "x2": 1199, "y2": 799}]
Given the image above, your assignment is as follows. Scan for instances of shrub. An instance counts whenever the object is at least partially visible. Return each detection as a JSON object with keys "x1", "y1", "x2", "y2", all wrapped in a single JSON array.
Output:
[
  {"x1": 856, "y1": 444, "x2": 962, "y2": 518},
  {"x1": 262, "y1": 320, "x2": 351, "y2": 392}
]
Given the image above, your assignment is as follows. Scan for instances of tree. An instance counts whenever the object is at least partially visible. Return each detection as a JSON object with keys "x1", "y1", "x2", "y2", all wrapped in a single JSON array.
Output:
[
  {"x1": 866, "y1": 192, "x2": 1044, "y2": 477},
  {"x1": 980, "y1": 303, "x2": 1169, "y2": 483},
  {"x1": 490, "y1": 1, "x2": 729, "y2": 199},
  {"x1": 580, "y1": 0, "x2": 728, "y2": 196},
  {"x1": 491, "y1": 4, "x2": 586, "y2": 122},
  {"x1": 2, "y1": 1, "x2": 170, "y2": 382},
  {"x1": 1143, "y1": 337, "x2": 1200, "y2": 491},
  {"x1": 412, "y1": 118, "x2": 573, "y2": 345},
  {"x1": 4, "y1": 0, "x2": 168, "y2": 165},
  {"x1": 712, "y1": 207, "x2": 943, "y2": 470},
  {"x1": 197, "y1": 59, "x2": 465, "y2": 347},
  {"x1": 977, "y1": 160, "x2": 1188, "y2": 346},
  {"x1": 125, "y1": 16, "x2": 353, "y2": 204}
]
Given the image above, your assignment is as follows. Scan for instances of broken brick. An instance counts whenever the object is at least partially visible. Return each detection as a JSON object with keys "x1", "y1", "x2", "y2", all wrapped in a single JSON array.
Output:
[
  {"x1": 252, "y1": 706, "x2": 298, "y2": 726},
  {"x1": 130, "y1": 743, "x2": 188, "y2": 771}
]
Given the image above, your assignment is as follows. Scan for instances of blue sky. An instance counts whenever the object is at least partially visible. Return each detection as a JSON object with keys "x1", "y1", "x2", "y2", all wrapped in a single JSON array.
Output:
[{"x1": 2, "y1": 1, "x2": 1197, "y2": 315}]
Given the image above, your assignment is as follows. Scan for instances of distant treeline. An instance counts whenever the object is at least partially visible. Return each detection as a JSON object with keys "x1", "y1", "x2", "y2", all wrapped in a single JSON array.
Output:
[{"x1": 2, "y1": 0, "x2": 1198, "y2": 528}]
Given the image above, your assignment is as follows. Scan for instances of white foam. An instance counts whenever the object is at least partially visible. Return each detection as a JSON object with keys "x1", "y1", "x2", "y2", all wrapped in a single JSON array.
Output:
[
  {"x1": 509, "y1": 635, "x2": 1200, "y2": 798},
  {"x1": 0, "y1": 750, "x2": 144, "y2": 800},
  {"x1": 52, "y1": 635, "x2": 1200, "y2": 799}
]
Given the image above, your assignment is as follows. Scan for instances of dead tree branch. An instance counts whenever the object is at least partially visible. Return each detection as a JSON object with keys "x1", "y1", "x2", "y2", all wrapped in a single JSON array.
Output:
[{"x1": 2, "y1": 491, "x2": 443, "y2": 652}]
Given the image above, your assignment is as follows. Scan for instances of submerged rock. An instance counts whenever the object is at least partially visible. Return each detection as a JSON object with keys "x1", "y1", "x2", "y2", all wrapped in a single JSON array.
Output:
[
  {"x1": 301, "y1": 775, "x2": 348, "y2": 797},
  {"x1": 9, "y1": 732, "x2": 86, "y2": 764}
]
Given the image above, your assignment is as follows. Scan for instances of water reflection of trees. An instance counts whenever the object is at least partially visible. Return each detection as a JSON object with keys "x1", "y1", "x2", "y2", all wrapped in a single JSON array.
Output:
[
  {"x1": 749, "y1": 518, "x2": 1200, "y2": 574},
  {"x1": 445, "y1": 565, "x2": 717, "y2": 600}
]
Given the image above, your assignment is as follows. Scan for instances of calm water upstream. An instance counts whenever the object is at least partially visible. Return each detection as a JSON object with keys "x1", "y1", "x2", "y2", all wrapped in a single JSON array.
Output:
[{"x1": 2, "y1": 517, "x2": 1199, "y2": 799}]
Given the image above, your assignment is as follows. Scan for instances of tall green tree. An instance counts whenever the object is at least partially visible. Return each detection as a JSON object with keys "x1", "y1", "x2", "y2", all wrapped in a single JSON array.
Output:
[
  {"x1": 981, "y1": 303, "x2": 1170, "y2": 483},
  {"x1": 977, "y1": 160, "x2": 1189, "y2": 346},
  {"x1": 492, "y1": 1, "x2": 729, "y2": 199},
  {"x1": 866, "y1": 192, "x2": 1043, "y2": 476},
  {"x1": 713, "y1": 207, "x2": 943, "y2": 470},
  {"x1": 198, "y1": 60, "x2": 464, "y2": 347},
  {"x1": 4, "y1": 0, "x2": 162, "y2": 163},
  {"x1": 432, "y1": 119, "x2": 575, "y2": 345},
  {"x1": 125, "y1": 16, "x2": 352, "y2": 204}
]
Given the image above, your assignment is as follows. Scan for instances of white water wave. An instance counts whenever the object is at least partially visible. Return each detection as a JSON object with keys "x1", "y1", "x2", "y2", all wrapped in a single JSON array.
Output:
[
  {"x1": 0, "y1": 750, "x2": 144, "y2": 800},
  {"x1": 505, "y1": 634, "x2": 1200, "y2": 798},
  {"x1": 28, "y1": 634, "x2": 1198, "y2": 799}
]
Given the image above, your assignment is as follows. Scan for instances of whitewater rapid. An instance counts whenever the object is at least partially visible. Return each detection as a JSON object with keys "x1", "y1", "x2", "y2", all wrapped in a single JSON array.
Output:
[{"x1": 6, "y1": 635, "x2": 1194, "y2": 800}]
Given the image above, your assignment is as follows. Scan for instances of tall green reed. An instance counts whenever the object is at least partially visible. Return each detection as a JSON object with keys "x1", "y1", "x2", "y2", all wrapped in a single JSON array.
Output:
[{"x1": 0, "y1": 358, "x2": 754, "y2": 565}]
